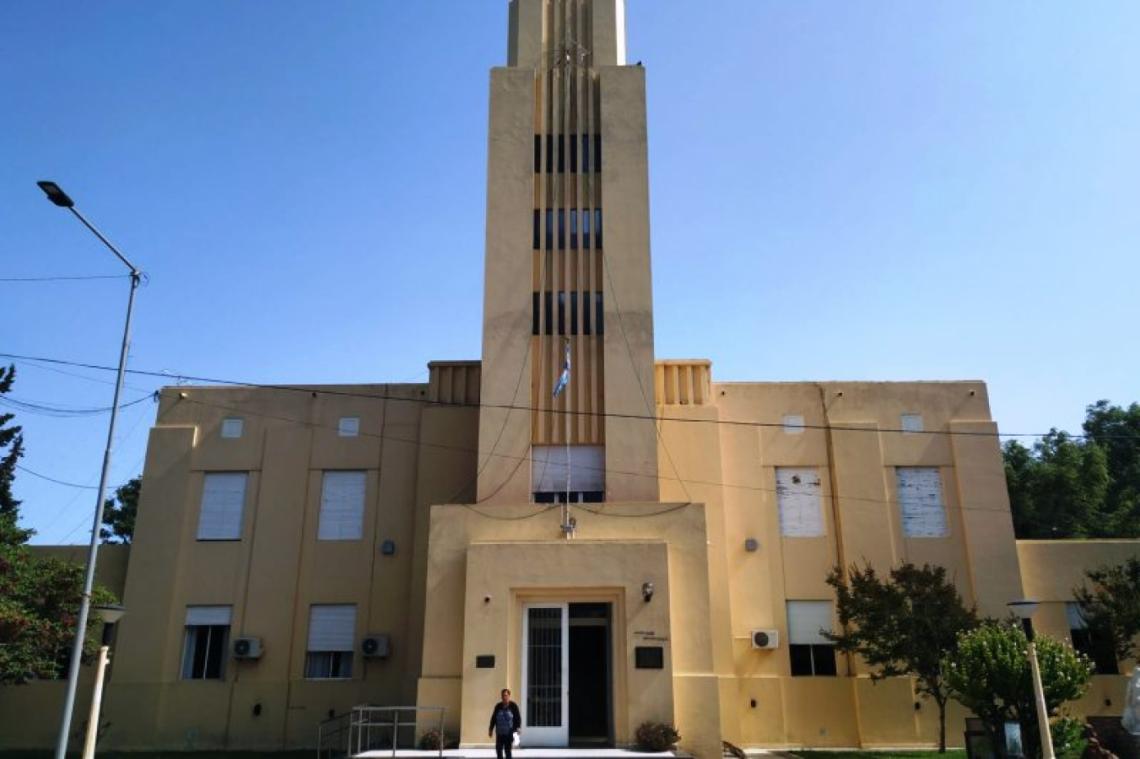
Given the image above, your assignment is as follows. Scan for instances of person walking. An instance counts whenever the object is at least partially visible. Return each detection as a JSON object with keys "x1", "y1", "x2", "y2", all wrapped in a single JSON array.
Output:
[{"x1": 488, "y1": 688, "x2": 522, "y2": 759}]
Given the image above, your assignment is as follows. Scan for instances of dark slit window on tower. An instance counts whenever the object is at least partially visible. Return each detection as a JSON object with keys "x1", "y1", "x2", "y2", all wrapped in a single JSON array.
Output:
[
  {"x1": 594, "y1": 134, "x2": 602, "y2": 172},
  {"x1": 582, "y1": 209, "x2": 591, "y2": 249},
  {"x1": 570, "y1": 292, "x2": 578, "y2": 335},
  {"x1": 534, "y1": 136, "x2": 541, "y2": 173},
  {"x1": 532, "y1": 292, "x2": 540, "y2": 335},
  {"x1": 558, "y1": 209, "x2": 566, "y2": 250},
  {"x1": 594, "y1": 209, "x2": 603, "y2": 248},
  {"x1": 569, "y1": 209, "x2": 578, "y2": 249},
  {"x1": 544, "y1": 292, "x2": 553, "y2": 335},
  {"x1": 569, "y1": 134, "x2": 578, "y2": 172},
  {"x1": 583, "y1": 290, "x2": 592, "y2": 334},
  {"x1": 545, "y1": 209, "x2": 553, "y2": 250},
  {"x1": 595, "y1": 292, "x2": 604, "y2": 334},
  {"x1": 557, "y1": 135, "x2": 565, "y2": 173},
  {"x1": 533, "y1": 210, "x2": 540, "y2": 249},
  {"x1": 557, "y1": 292, "x2": 566, "y2": 335},
  {"x1": 581, "y1": 134, "x2": 590, "y2": 174},
  {"x1": 545, "y1": 134, "x2": 553, "y2": 173}
]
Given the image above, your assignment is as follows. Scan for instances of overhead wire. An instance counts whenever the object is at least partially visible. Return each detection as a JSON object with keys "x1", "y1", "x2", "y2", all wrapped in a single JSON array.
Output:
[
  {"x1": 3, "y1": 351, "x2": 1127, "y2": 442},
  {"x1": 0, "y1": 273, "x2": 132, "y2": 282}
]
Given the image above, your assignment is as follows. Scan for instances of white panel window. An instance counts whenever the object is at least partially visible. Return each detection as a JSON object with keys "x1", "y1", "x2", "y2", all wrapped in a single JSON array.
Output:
[
  {"x1": 786, "y1": 601, "x2": 833, "y2": 645},
  {"x1": 896, "y1": 467, "x2": 948, "y2": 537},
  {"x1": 318, "y1": 471, "x2": 366, "y2": 541},
  {"x1": 338, "y1": 417, "x2": 360, "y2": 437},
  {"x1": 901, "y1": 414, "x2": 924, "y2": 433},
  {"x1": 531, "y1": 445, "x2": 605, "y2": 494},
  {"x1": 185, "y1": 606, "x2": 233, "y2": 626},
  {"x1": 306, "y1": 604, "x2": 356, "y2": 679},
  {"x1": 197, "y1": 472, "x2": 248, "y2": 540},
  {"x1": 221, "y1": 417, "x2": 244, "y2": 439},
  {"x1": 776, "y1": 468, "x2": 824, "y2": 537},
  {"x1": 782, "y1": 415, "x2": 805, "y2": 434}
]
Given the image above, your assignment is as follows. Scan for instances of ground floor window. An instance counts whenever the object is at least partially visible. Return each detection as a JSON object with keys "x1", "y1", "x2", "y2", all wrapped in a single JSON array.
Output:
[
  {"x1": 181, "y1": 605, "x2": 232, "y2": 680},
  {"x1": 789, "y1": 643, "x2": 837, "y2": 676},
  {"x1": 305, "y1": 604, "x2": 356, "y2": 679},
  {"x1": 304, "y1": 650, "x2": 354, "y2": 679},
  {"x1": 786, "y1": 600, "x2": 837, "y2": 677}
]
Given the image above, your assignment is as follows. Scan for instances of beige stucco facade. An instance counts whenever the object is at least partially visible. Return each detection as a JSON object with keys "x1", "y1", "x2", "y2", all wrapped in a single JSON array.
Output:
[{"x1": 3, "y1": 1, "x2": 1137, "y2": 756}]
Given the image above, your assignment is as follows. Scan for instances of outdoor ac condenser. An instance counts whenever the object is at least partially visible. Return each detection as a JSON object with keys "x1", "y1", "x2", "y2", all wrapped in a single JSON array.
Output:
[
  {"x1": 361, "y1": 633, "x2": 391, "y2": 659},
  {"x1": 232, "y1": 636, "x2": 263, "y2": 659},
  {"x1": 750, "y1": 629, "x2": 779, "y2": 650}
]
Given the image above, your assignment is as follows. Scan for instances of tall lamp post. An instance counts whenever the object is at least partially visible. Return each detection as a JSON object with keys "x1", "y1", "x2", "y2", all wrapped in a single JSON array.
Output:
[
  {"x1": 80, "y1": 604, "x2": 125, "y2": 759},
  {"x1": 37, "y1": 181, "x2": 142, "y2": 759},
  {"x1": 1009, "y1": 599, "x2": 1055, "y2": 759}
]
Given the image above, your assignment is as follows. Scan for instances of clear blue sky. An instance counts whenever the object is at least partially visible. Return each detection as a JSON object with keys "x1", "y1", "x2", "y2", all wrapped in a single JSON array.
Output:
[{"x1": 2, "y1": 2, "x2": 1137, "y2": 544}]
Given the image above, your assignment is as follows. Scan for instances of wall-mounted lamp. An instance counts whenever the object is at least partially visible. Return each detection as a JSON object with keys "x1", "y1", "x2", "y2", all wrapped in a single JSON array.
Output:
[
  {"x1": 641, "y1": 582, "x2": 654, "y2": 603},
  {"x1": 744, "y1": 538, "x2": 759, "y2": 552},
  {"x1": 381, "y1": 539, "x2": 396, "y2": 556}
]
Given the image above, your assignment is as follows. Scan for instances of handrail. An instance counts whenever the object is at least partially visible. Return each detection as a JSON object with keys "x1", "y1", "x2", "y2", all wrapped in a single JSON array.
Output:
[
  {"x1": 347, "y1": 705, "x2": 446, "y2": 759},
  {"x1": 316, "y1": 710, "x2": 353, "y2": 759}
]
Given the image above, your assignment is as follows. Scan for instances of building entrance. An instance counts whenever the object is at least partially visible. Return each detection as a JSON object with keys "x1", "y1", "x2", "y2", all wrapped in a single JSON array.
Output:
[{"x1": 521, "y1": 602, "x2": 613, "y2": 748}]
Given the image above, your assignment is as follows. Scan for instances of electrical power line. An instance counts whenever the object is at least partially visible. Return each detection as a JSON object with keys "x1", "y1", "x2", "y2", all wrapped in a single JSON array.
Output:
[
  {"x1": 0, "y1": 393, "x2": 154, "y2": 417},
  {"x1": 3, "y1": 351, "x2": 1126, "y2": 442},
  {"x1": 0, "y1": 273, "x2": 131, "y2": 282}
]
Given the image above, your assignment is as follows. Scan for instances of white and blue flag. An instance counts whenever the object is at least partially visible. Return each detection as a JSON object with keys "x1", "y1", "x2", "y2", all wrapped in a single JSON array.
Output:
[{"x1": 552, "y1": 341, "x2": 571, "y2": 398}]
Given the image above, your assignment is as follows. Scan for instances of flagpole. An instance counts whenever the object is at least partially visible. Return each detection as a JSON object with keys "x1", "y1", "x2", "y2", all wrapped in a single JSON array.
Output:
[{"x1": 564, "y1": 339, "x2": 572, "y2": 538}]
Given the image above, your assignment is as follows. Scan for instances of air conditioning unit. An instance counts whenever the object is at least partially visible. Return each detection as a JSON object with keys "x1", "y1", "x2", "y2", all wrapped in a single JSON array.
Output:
[
  {"x1": 232, "y1": 636, "x2": 263, "y2": 660},
  {"x1": 750, "y1": 629, "x2": 779, "y2": 650},
  {"x1": 361, "y1": 633, "x2": 391, "y2": 659}
]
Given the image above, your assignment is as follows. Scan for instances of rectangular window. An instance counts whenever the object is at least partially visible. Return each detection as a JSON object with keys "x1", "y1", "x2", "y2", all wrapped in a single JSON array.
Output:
[
  {"x1": 532, "y1": 292, "x2": 540, "y2": 335},
  {"x1": 594, "y1": 209, "x2": 603, "y2": 248},
  {"x1": 901, "y1": 414, "x2": 924, "y2": 433},
  {"x1": 532, "y1": 445, "x2": 605, "y2": 501},
  {"x1": 544, "y1": 292, "x2": 553, "y2": 335},
  {"x1": 181, "y1": 606, "x2": 231, "y2": 680},
  {"x1": 557, "y1": 292, "x2": 566, "y2": 335},
  {"x1": 221, "y1": 417, "x2": 243, "y2": 439},
  {"x1": 1067, "y1": 603, "x2": 1118, "y2": 674},
  {"x1": 338, "y1": 417, "x2": 360, "y2": 437},
  {"x1": 534, "y1": 135, "x2": 541, "y2": 173},
  {"x1": 776, "y1": 468, "x2": 824, "y2": 537},
  {"x1": 318, "y1": 471, "x2": 366, "y2": 541},
  {"x1": 558, "y1": 208, "x2": 566, "y2": 250},
  {"x1": 595, "y1": 292, "x2": 604, "y2": 335},
  {"x1": 533, "y1": 209, "x2": 540, "y2": 250},
  {"x1": 787, "y1": 601, "x2": 836, "y2": 676},
  {"x1": 582, "y1": 207, "x2": 591, "y2": 248},
  {"x1": 594, "y1": 134, "x2": 602, "y2": 172},
  {"x1": 570, "y1": 292, "x2": 579, "y2": 336},
  {"x1": 197, "y1": 472, "x2": 247, "y2": 541},
  {"x1": 557, "y1": 134, "x2": 565, "y2": 173},
  {"x1": 305, "y1": 604, "x2": 356, "y2": 679},
  {"x1": 897, "y1": 467, "x2": 948, "y2": 537},
  {"x1": 545, "y1": 134, "x2": 553, "y2": 173},
  {"x1": 569, "y1": 209, "x2": 578, "y2": 249},
  {"x1": 783, "y1": 414, "x2": 805, "y2": 434},
  {"x1": 569, "y1": 133, "x2": 578, "y2": 172},
  {"x1": 583, "y1": 290, "x2": 592, "y2": 335},
  {"x1": 545, "y1": 209, "x2": 553, "y2": 250}
]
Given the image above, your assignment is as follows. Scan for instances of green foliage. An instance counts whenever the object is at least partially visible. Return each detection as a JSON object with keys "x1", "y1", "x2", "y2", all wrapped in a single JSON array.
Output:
[
  {"x1": 634, "y1": 722, "x2": 681, "y2": 752},
  {"x1": 943, "y1": 621, "x2": 1093, "y2": 759},
  {"x1": 826, "y1": 562, "x2": 978, "y2": 752},
  {"x1": 101, "y1": 477, "x2": 140, "y2": 544},
  {"x1": 0, "y1": 365, "x2": 25, "y2": 520},
  {"x1": 1074, "y1": 556, "x2": 1140, "y2": 664},
  {"x1": 1050, "y1": 716, "x2": 1087, "y2": 759},
  {"x1": 1004, "y1": 400, "x2": 1140, "y2": 539}
]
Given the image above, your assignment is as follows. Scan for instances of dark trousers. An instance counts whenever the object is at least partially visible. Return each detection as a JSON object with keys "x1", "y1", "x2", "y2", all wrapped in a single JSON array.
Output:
[{"x1": 495, "y1": 732, "x2": 513, "y2": 759}]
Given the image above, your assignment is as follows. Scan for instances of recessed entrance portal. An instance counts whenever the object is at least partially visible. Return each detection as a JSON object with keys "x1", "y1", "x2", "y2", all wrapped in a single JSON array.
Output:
[{"x1": 521, "y1": 602, "x2": 613, "y2": 748}]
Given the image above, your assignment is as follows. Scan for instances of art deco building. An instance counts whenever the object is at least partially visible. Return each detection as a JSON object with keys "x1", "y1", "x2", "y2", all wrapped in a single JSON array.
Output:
[{"x1": 2, "y1": 1, "x2": 1136, "y2": 755}]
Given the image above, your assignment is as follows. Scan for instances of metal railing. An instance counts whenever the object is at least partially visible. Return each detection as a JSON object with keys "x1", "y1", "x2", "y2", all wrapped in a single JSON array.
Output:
[
  {"x1": 342, "y1": 705, "x2": 447, "y2": 758},
  {"x1": 317, "y1": 710, "x2": 353, "y2": 759}
]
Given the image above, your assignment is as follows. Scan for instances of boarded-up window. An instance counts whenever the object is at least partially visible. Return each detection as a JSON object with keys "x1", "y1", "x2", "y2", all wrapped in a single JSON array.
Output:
[
  {"x1": 532, "y1": 445, "x2": 605, "y2": 495},
  {"x1": 197, "y1": 472, "x2": 247, "y2": 540},
  {"x1": 896, "y1": 467, "x2": 948, "y2": 537},
  {"x1": 221, "y1": 417, "x2": 243, "y2": 439},
  {"x1": 776, "y1": 468, "x2": 824, "y2": 537},
  {"x1": 901, "y1": 414, "x2": 924, "y2": 433},
  {"x1": 318, "y1": 471, "x2": 366, "y2": 541},
  {"x1": 782, "y1": 414, "x2": 805, "y2": 434},
  {"x1": 338, "y1": 417, "x2": 360, "y2": 437}
]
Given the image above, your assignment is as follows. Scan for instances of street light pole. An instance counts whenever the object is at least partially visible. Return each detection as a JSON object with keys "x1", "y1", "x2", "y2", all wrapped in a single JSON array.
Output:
[
  {"x1": 1009, "y1": 599, "x2": 1055, "y2": 759},
  {"x1": 37, "y1": 181, "x2": 141, "y2": 759}
]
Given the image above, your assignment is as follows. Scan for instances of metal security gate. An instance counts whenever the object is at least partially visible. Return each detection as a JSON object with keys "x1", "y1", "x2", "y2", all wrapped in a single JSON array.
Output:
[{"x1": 521, "y1": 603, "x2": 569, "y2": 746}]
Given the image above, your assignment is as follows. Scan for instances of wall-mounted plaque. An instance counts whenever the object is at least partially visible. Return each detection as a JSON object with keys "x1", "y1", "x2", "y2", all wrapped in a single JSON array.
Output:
[{"x1": 635, "y1": 646, "x2": 664, "y2": 669}]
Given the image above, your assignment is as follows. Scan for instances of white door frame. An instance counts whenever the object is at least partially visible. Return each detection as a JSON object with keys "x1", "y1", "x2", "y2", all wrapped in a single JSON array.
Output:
[{"x1": 520, "y1": 602, "x2": 569, "y2": 747}]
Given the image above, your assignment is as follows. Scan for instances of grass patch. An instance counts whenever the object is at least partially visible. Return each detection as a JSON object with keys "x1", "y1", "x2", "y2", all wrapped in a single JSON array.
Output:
[{"x1": 0, "y1": 754, "x2": 313, "y2": 759}]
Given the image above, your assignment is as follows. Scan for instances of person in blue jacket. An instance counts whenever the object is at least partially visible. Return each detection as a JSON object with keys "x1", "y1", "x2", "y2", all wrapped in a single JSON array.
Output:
[{"x1": 488, "y1": 688, "x2": 522, "y2": 759}]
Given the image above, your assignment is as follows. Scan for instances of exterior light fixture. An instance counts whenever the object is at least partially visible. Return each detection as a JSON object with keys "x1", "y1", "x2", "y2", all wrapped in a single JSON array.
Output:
[
  {"x1": 37, "y1": 180, "x2": 75, "y2": 208},
  {"x1": 1007, "y1": 599, "x2": 1054, "y2": 759},
  {"x1": 641, "y1": 581, "x2": 654, "y2": 603}
]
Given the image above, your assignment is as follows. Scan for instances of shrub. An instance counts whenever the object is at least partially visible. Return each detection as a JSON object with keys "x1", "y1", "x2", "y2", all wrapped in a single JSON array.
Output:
[
  {"x1": 1050, "y1": 717, "x2": 1087, "y2": 759},
  {"x1": 418, "y1": 729, "x2": 456, "y2": 751},
  {"x1": 635, "y1": 721, "x2": 681, "y2": 752}
]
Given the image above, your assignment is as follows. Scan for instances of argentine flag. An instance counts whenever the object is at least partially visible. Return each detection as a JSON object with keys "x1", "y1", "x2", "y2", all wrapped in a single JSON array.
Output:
[{"x1": 553, "y1": 341, "x2": 571, "y2": 398}]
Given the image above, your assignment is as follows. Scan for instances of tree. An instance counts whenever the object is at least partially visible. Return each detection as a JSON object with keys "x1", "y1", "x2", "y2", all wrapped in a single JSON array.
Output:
[
  {"x1": 1082, "y1": 401, "x2": 1140, "y2": 538},
  {"x1": 0, "y1": 364, "x2": 25, "y2": 520},
  {"x1": 101, "y1": 477, "x2": 140, "y2": 544},
  {"x1": 825, "y1": 562, "x2": 978, "y2": 752},
  {"x1": 1074, "y1": 557, "x2": 1140, "y2": 665},
  {"x1": 944, "y1": 621, "x2": 1094, "y2": 759}
]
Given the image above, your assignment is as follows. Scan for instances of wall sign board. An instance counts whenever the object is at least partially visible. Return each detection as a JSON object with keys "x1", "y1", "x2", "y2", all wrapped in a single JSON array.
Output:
[{"x1": 635, "y1": 646, "x2": 664, "y2": 669}]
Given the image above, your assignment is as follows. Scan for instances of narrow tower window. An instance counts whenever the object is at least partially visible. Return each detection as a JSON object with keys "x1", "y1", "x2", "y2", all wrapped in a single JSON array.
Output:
[
  {"x1": 557, "y1": 134, "x2": 565, "y2": 173},
  {"x1": 544, "y1": 292, "x2": 553, "y2": 335},
  {"x1": 545, "y1": 134, "x2": 553, "y2": 173},
  {"x1": 595, "y1": 292, "x2": 604, "y2": 335},
  {"x1": 582, "y1": 209, "x2": 591, "y2": 249},
  {"x1": 558, "y1": 209, "x2": 566, "y2": 250},
  {"x1": 569, "y1": 209, "x2": 578, "y2": 249},
  {"x1": 594, "y1": 209, "x2": 603, "y2": 248},
  {"x1": 570, "y1": 292, "x2": 579, "y2": 335},
  {"x1": 534, "y1": 135, "x2": 541, "y2": 173},
  {"x1": 532, "y1": 292, "x2": 540, "y2": 335},
  {"x1": 594, "y1": 134, "x2": 602, "y2": 172},
  {"x1": 581, "y1": 134, "x2": 590, "y2": 174},
  {"x1": 569, "y1": 133, "x2": 578, "y2": 172},
  {"x1": 533, "y1": 209, "x2": 540, "y2": 250},
  {"x1": 545, "y1": 209, "x2": 553, "y2": 250},
  {"x1": 557, "y1": 292, "x2": 566, "y2": 335},
  {"x1": 583, "y1": 289, "x2": 592, "y2": 335}
]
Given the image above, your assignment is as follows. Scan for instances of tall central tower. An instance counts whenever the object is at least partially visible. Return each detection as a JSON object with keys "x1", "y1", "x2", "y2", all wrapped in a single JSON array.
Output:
[{"x1": 477, "y1": 0, "x2": 659, "y2": 505}]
